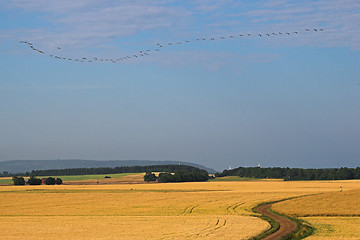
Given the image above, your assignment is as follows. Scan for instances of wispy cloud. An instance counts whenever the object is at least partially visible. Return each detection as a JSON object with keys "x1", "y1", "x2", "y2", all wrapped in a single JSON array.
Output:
[
  {"x1": 244, "y1": 0, "x2": 360, "y2": 50},
  {"x1": 1, "y1": 0, "x2": 190, "y2": 49},
  {"x1": 1, "y1": 0, "x2": 359, "y2": 67}
]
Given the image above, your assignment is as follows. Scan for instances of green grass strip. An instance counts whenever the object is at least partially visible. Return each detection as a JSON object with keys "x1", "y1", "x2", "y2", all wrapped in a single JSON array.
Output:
[{"x1": 0, "y1": 172, "x2": 141, "y2": 185}]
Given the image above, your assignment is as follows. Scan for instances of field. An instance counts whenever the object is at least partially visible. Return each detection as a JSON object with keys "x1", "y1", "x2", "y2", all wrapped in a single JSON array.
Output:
[
  {"x1": 273, "y1": 187, "x2": 360, "y2": 216},
  {"x1": 272, "y1": 185, "x2": 360, "y2": 239},
  {"x1": 0, "y1": 173, "x2": 143, "y2": 185},
  {"x1": 303, "y1": 217, "x2": 360, "y2": 240},
  {"x1": 0, "y1": 177, "x2": 360, "y2": 239},
  {"x1": 209, "y1": 176, "x2": 261, "y2": 181}
]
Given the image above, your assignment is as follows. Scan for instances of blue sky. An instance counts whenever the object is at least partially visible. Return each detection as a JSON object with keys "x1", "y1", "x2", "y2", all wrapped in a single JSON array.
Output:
[{"x1": 0, "y1": 0, "x2": 359, "y2": 170}]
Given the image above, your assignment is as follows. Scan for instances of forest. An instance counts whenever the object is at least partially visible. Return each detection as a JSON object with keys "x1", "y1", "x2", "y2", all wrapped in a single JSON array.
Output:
[
  {"x1": 1, "y1": 164, "x2": 207, "y2": 177},
  {"x1": 216, "y1": 166, "x2": 360, "y2": 180}
]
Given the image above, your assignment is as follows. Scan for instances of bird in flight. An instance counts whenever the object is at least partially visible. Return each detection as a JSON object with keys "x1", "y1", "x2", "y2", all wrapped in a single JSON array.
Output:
[{"x1": 18, "y1": 28, "x2": 324, "y2": 64}]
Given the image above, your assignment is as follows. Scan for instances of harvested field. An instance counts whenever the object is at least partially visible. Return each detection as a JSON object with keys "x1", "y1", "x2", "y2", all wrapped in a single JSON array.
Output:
[{"x1": 62, "y1": 173, "x2": 145, "y2": 184}]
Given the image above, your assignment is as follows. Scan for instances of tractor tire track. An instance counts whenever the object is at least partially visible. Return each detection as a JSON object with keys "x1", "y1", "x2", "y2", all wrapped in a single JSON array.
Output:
[
  {"x1": 181, "y1": 205, "x2": 199, "y2": 215},
  {"x1": 177, "y1": 217, "x2": 227, "y2": 239},
  {"x1": 226, "y1": 202, "x2": 244, "y2": 215}
]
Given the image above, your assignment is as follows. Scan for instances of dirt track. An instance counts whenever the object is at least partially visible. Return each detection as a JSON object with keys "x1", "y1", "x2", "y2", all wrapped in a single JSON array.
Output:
[{"x1": 256, "y1": 203, "x2": 297, "y2": 240}]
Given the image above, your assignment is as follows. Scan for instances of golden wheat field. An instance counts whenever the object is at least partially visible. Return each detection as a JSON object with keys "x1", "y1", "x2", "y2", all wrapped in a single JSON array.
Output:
[
  {"x1": 272, "y1": 185, "x2": 360, "y2": 240},
  {"x1": 303, "y1": 217, "x2": 360, "y2": 240},
  {"x1": 273, "y1": 187, "x2": 360, "y2": 217},
  {"x1": 1, "y1": 177, "x2": 360, "y2": 239}
]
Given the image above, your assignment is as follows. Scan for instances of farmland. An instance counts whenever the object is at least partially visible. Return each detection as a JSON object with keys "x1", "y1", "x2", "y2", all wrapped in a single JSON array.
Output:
[
  {"x1": 0, "y1": 177, "x2": 359, "y2": 239},
  {"x1": 272, "y1": 186, "x2": 360, "y2": 239},
  {"x1": 303, "y1": 217, "x2": 360, "y2": 240},
  {"x1": 0, "y1": 172, "x2": 143, "y2": 185},
  {"x1": 273, "y1": 187, "x2": 360, "y2": 216}
]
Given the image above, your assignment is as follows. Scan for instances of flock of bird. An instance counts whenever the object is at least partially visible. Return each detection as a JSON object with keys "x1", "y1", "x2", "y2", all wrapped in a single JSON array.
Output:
[{"x1": 20, "y1": 28, "x2": 324, "y2": 64}]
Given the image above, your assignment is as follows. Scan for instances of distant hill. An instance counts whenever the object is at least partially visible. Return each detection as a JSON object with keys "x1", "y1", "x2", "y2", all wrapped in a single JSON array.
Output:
[{"x1": 0, "y1": 160, "x2": 216, "y2": 174}]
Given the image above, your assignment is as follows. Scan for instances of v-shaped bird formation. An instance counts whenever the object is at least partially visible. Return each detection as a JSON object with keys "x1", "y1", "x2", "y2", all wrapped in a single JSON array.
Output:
[{"x1": 19, "y1": 28, "x2": 324, "y2": 64}]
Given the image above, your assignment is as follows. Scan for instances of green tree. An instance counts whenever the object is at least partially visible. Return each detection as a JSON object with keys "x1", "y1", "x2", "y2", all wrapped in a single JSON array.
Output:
[
  {"x1": 55, "y1": 178, "x2": 63, "y2": 185},
  {"x1": 335, "y1": 167, "x2": 354, "y2": 180},
  {"x1": 144, "y1": 172, "x2": 157, "y2": 182},
  {"x1": 355, "y1": 167, "x2": 360, "y2": 179},
  {"x1": 27, "y1": 176, "x2": 42, "y2": 185},
  {"x1": 45, "y1": 177, "x2": 56, "y2": 185},
  {"x1": 158, "y1": 172, "x2": 174, "y2": 183},
  {"x1": 12, "y1": 176, "x2": 25, "y2": 185}
]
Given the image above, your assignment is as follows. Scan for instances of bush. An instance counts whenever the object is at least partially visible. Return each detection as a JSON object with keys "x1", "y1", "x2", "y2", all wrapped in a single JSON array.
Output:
[
  {"x1": 27, "y1": 176, "x2": 42, "y2": 185},
  {"x1": 45, "y1": 177, "x2": 56, "y2": 185},
  {"x1": 12, "y1": 176, "x2": 25, "y2": 185},
  {"x1": 55, "y1": 178, "x2": 63, "y2": 185}
]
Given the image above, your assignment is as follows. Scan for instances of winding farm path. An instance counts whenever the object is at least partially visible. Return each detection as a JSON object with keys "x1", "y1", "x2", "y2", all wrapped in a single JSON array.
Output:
[{"x1": 256, "y1": 203, "x2": 297, "y2": 240}]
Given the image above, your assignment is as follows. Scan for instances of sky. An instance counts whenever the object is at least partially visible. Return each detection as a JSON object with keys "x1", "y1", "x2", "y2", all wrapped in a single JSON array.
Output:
[{"x1": 0, "y1": 0, "x2": 359, "y2": 171}]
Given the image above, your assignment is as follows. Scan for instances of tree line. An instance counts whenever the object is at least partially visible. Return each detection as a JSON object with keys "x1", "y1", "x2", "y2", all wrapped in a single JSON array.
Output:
[
  {"x1": 29, "y1": 164, "x2": 207, "y2": 176},
  {"x1": 144, "y1": 170, "x2": 211, "y2": 183},
  {"x1": 216, "y1": 167, "x2": 360, "y2": 180},
  {"x1": 1, "y1": 164, "x2": 207, "y2": 177},
  {"x1": 1, "y1": 171, "x2": 23, "y2": 177},
  {"x1": 12, "y1": 176, "x2": 63, "y2": 185}
]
